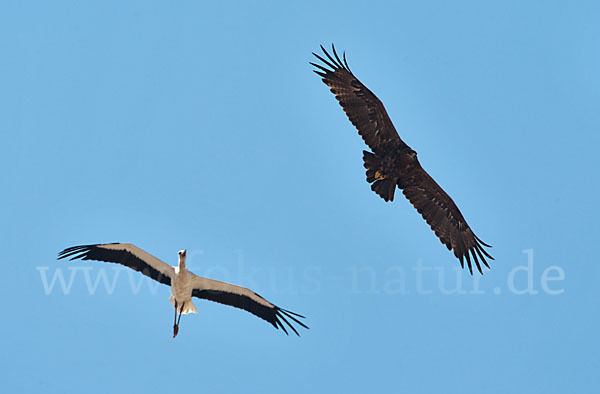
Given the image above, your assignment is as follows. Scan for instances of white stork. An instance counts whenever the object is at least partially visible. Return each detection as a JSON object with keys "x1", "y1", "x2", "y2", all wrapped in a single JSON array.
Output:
[{"x1": 57, "y1": 243, "x2": 308, "y2": 338}]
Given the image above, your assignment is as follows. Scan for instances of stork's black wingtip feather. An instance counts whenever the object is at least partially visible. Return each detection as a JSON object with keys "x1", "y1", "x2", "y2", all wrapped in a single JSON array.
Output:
[
  {"x1": 279, "y1": 313, "x2": 300, "y2": 336},
  {"x1": 279, "y1": 307, "x2": 305, "y2": 319},
  {"x1": 274, "y1": 306, "x2": 308, "y2": 337},
  {"x1": 58, "y1": 245, "x2": 84, "y2": 259}
]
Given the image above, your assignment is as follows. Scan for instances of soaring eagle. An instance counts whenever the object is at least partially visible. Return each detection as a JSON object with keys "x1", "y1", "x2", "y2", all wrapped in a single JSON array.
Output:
[{"x1": 311, "y1": 45, "x2": 493, "y2": 274}]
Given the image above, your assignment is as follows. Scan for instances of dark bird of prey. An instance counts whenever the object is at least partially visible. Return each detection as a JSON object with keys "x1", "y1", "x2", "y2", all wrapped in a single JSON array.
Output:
[
  {"x1": 311, "y1": 45, "x2": 493, "y2": 274},
  {"x1": 58, "y1": 243, "x2": 308, "y2": 337}
]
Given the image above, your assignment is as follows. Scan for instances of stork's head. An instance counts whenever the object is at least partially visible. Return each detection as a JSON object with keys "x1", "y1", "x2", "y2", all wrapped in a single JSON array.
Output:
[{"x1": 178, "y1": 249, "x2": 187, "y2": 267}]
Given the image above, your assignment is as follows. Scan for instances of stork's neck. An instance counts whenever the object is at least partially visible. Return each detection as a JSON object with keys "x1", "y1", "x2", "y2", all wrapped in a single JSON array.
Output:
[{"x1": 178, "y1": 256, "x2": 186, "y2": 271}]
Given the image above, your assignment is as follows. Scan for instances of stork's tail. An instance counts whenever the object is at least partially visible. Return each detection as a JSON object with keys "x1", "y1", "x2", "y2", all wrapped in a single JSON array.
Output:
[
  {"x1": 169, "y1": 295, "x2": 198, "y2": 314},
  {"x1": 363, "y1": 150, "x2": 397, "y2": 202}
]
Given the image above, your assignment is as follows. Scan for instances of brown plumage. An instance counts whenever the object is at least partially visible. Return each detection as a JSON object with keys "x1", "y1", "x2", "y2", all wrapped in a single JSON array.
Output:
[{"x1": 311, "y1": 44, "x2": 493, "y2": 274}]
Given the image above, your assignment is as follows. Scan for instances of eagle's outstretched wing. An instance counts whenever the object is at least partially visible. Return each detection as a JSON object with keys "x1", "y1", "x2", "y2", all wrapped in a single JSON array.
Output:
[
  {"x1": 398, "y1": 168, "x2": 494, "y2": 274},
  {"x1": 311, "y1": 44, "x2": 408, "y2": 155}
]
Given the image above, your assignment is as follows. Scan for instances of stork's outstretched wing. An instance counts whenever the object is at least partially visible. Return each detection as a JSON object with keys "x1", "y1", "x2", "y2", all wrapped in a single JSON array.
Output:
[
  {"x1": 58, "y1": 243, "x2": 174, "y2": 285},
  {"x1": 191, "y1": 275, "x2": 308, "y2": 336}
]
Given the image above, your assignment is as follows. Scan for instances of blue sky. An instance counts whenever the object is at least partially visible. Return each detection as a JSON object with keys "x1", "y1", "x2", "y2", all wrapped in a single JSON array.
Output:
[{"x1": 2, "y1": 1, "x2": 599, "y2": 393}]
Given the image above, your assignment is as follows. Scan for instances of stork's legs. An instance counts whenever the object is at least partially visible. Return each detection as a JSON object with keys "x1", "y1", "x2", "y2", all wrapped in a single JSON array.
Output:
[
  {"x1": 173, "y1": 300, "x2": 179, "y2": 338},
  {"x1": 172, "y1": 301, "x2": 185, "y2": 338},
  {"x1": 177, "y1": 303, "x2": 184, "y2": 326}
]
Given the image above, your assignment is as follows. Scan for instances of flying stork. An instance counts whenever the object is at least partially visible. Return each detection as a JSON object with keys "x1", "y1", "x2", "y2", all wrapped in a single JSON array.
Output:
[{"x1": 57, "y1": 243, "x2": 308, "y2": 338}]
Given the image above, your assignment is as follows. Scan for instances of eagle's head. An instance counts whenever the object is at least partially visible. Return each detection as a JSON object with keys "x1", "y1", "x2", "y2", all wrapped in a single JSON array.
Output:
[{"x1": 404, "y1": 149, "x2": 418, "y2": 160}]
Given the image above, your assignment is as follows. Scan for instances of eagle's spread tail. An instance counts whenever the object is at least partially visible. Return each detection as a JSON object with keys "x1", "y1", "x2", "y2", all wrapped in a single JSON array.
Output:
[{"x1": 363, "y1": 151, "x2": 397, "y2": 202}]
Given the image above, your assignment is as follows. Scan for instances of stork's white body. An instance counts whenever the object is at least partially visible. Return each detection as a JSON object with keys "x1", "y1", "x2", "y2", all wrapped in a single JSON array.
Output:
[{"x1": 169, "y1": 258, "x2": 198, "y2": 315}]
